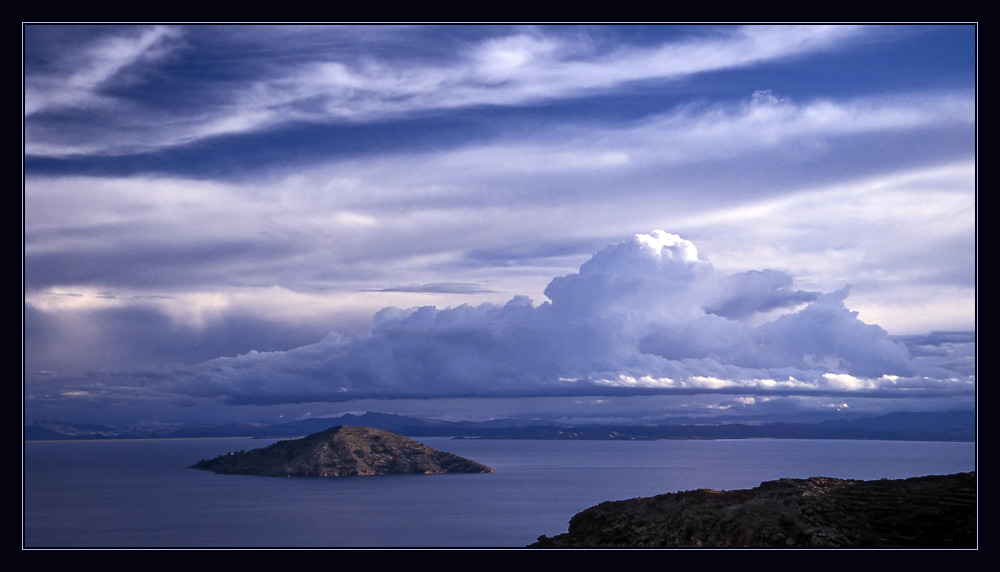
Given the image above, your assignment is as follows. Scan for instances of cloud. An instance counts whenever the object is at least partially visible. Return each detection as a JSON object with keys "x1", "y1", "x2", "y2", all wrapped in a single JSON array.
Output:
[
  {"x1": 171, "y1": 231, "x2": 970, "y2": 407},
  {"x1": 22, "y1": 26, "x2": 975, "y2": 425},
  {"x1": 232, "y1": 25, "x2": 865, "y2": 124},
  {"x1": 368, "y1": 283, "x2": 496, "y2": 294},
  {"x1": 24, "y1": 25, "x2": 184, "y2": 117},
  {"x1": 24, "y1": 25, "x2": 874, "y2": 158},
  {"x1": 23, "y1": 91, "x2": 974, "y2": 347}
]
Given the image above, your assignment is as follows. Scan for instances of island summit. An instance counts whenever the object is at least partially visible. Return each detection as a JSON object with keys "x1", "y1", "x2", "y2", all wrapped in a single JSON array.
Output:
[{"x1": 190, "y1": 425, "x2": 495, "y2": 477}]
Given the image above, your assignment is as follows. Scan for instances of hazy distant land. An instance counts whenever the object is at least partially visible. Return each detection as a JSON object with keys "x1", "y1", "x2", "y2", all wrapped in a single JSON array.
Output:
[{"x1": 24, "y1": 409, "x2": 975, "y2": 442}]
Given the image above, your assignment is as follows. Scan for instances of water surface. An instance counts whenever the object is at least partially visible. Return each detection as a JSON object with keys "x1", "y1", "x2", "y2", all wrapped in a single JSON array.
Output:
[{"x1": 23, "y1": 437, "x2": 976, "y2": 548}]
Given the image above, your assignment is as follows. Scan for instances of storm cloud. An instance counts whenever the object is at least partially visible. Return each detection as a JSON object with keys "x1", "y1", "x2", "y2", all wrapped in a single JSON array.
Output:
[
  {"x1": 182, "y1": 232, "x2": 964, "y2": 407},
  {"x1": 23, "y1": 25, "x2": 975, "y2": 425}
]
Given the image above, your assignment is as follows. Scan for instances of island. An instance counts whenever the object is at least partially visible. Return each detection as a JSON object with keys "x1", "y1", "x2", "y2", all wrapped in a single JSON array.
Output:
[
  {"x1": 190, "y1": 425, "x2": 495, "y2": 477},
  {"x1": 531, "y1": 472, "x2": 976, "y2": 548}
]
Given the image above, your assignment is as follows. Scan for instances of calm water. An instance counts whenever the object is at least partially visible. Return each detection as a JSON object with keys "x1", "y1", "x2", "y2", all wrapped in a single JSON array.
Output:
[{"x1": 22, "y1": 437, "x2": 976, "y2": 548}]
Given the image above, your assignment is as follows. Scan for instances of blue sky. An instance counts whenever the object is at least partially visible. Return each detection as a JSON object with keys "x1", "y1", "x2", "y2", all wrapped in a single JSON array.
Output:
[{"x1": 23, "y1": 24, "x2": 976, "y2": 426}]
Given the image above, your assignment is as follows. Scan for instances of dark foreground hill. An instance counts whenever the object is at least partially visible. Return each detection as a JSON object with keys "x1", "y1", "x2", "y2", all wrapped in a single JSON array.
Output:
[
  {"x1": 190, "y1": 425, "x2": 494, "y2": 477},
  {"x1": 531, "y1": 472, "x2": 976, "y2": 548}
]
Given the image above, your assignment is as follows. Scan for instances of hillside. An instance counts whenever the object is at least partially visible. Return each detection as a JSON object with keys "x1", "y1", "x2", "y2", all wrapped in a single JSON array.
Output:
[
  {"x1": 531, "y1": 472, "x2": 976, "y2": 548},
  {"x1": 190, "y1": 425, "x2": 494, "y2": 477}
]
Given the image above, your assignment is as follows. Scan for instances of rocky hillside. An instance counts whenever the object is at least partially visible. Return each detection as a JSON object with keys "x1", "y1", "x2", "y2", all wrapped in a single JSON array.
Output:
[
  {"x1": 190, "y1": 425, "x2": 494, "y2": 477},
  {"x1": 532, "y1": 472, "x2": 976, "y2": 548}
]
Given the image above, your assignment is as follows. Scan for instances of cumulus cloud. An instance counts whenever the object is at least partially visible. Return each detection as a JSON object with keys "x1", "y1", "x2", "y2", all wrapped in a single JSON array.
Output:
[{"x1": 181, "y1": 231, "x2": 969, "y2": 406}]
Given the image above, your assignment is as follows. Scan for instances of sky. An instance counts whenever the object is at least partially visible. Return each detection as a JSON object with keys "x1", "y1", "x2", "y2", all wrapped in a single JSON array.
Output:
[{"x1": 22, "y1": 24, "x2": 976, "y2": 427}]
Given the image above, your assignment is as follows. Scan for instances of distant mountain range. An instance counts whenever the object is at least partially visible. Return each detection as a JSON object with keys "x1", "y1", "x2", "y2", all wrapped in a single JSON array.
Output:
[{"x1": 23, "y1": 410, "x2": 975, "y2": 442}]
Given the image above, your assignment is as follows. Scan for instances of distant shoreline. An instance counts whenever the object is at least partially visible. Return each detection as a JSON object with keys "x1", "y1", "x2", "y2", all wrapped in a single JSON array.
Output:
[{"x1": 24, "y1": 409, "x2": 976, "y2": 443}]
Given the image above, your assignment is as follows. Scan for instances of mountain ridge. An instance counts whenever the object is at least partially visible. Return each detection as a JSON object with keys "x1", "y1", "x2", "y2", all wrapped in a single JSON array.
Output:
[
  {"x1": 531, "y1": 471, "x2": 977, "y2": 548},
  {"x1": 24, "y1": 409, "x2": 976, "y2": 442}
]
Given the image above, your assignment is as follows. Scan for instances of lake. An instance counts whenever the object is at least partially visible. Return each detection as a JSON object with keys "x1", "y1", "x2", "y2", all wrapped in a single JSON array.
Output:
[{"x1": 22, "y1": 437, "x2": 976, "y2": 548}]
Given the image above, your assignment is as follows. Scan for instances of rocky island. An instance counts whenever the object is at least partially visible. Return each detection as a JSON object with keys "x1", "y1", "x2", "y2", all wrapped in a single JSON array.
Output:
[
  {"x1": 531, "y1": 472, "x2": 976, "y2": 548},
  {"x1": 190, "y1": 425, "x2": 495, "y2": 477}
]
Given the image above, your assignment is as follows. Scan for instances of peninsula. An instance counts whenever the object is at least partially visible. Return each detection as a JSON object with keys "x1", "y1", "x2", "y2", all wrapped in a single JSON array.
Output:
[
  {"x1": 190, "y1": 425, "x2": 494, "y2": 477},
  {"x1": 531, "y1": 471, "x2": 976, "y2": 548}
]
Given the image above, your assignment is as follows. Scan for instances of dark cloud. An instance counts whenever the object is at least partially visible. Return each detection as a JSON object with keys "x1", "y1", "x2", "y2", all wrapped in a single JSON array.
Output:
[
  {"x1": 749, "y1": 288, "x2": 913, "y2": 377},
  {"x1": 705, "y1": 270, "x2": 819, "y2": 319},
  {"x1": 895, "y1": 330, "x2": 976, "y2": 348},
  {"x1": 173, "y1": 232, "x2": 968, "y2": 407},
  {"x1": 23, "y1": 235, "x2": 302, "y2": 291},
  {"x1": 22, "y1": 301, "x2": 337, "y2": 384},
  {"x1": 22, "y1": 26, "x2": 975, "y2": 425},
  {"x1": 891, "y1": 330, "x2": 977, "y2": 378}
]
